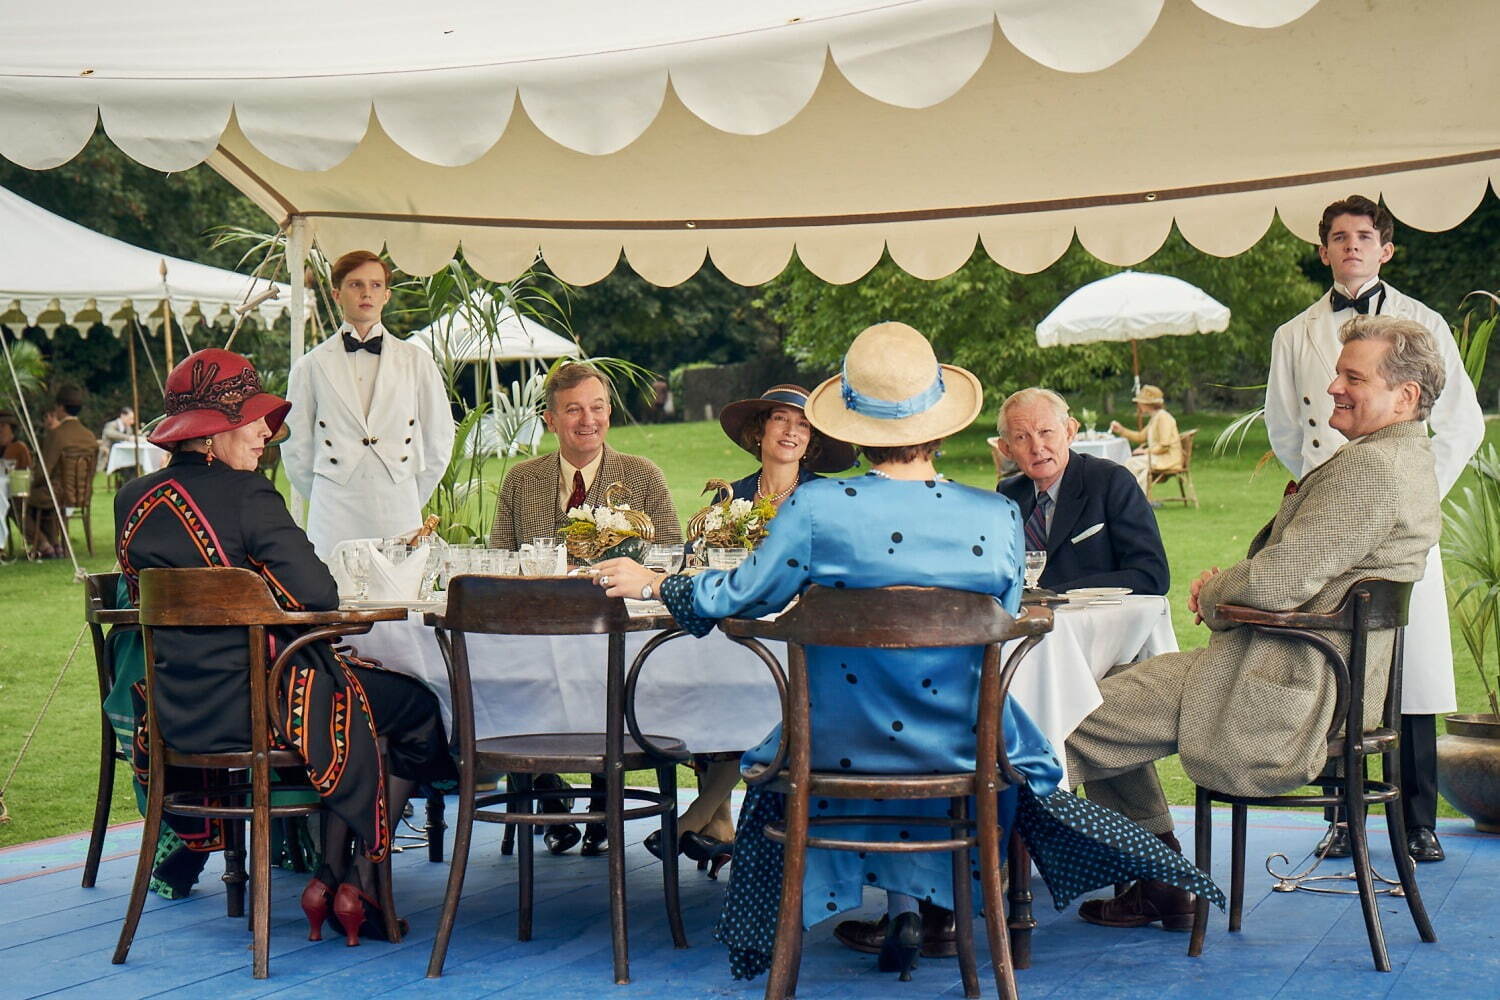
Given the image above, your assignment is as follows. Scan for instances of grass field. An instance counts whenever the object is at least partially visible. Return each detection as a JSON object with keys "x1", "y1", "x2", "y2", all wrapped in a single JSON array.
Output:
[{"x1": 1, "y1": 410, "x2": 1493, "y2": 847}]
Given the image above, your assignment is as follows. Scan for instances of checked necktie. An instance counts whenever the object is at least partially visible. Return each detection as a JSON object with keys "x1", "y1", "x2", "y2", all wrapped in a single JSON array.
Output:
[
  {"x1": 1025, "y1": 491, "x2": 1051, "y2": 551},
  {"x1": 566, "y1": 470, "x2": 587, "y2": 512}
]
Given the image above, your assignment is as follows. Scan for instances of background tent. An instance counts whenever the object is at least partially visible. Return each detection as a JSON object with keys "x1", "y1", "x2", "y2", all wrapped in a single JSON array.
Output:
[
  {"x1": 1036, "y1": 271, "x2": 1231, "y2": 392},
  {"x1": 3, "y1": 0, "x2": 1497, "y2": 345},
  {"x1": 0, "y1": 184, "x2": 299, "y2": 339}
]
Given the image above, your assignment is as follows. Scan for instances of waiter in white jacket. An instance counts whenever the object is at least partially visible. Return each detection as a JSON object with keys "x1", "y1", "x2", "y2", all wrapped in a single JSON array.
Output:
[
  {"x1": 282, "y1": 250, "x2": 456, "y2": 561},
  {"x1": 1266, "y1": 195, "x2": 1483, "y2": 863}
]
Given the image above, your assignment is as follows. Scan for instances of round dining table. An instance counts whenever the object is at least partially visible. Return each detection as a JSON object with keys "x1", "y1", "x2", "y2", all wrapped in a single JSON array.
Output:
[{"x1": 1070, "y1": 433, "x2": 1133, "y2": 465}]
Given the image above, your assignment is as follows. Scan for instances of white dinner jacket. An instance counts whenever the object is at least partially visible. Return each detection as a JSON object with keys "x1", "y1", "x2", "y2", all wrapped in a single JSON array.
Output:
[
  {"x1": 281, "y1": 330, "x2": 455, "y2": 503},
  {"x1": 1264, "y1": 282, "x2": 1484, "y2": 714}
]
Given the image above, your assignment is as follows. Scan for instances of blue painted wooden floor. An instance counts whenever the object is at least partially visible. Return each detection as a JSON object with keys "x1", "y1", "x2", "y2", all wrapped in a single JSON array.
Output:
[{"x1": 2, "y1": 801, "x2": 1497, "y2": 1000}]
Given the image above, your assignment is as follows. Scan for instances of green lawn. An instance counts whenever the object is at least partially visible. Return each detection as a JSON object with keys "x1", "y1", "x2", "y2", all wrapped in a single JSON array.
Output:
[{"x1": 1, "y1": 412, "x2": 1493, "y2": 847}]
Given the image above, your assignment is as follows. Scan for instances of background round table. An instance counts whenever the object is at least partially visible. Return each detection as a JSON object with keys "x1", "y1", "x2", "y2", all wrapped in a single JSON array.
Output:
[
  {"x1": 1070, "y1": 434, "x2": 1133, "y2": 465},
  {"x1": 106, "y1": 441, "x2": 169, "y2": 476}
]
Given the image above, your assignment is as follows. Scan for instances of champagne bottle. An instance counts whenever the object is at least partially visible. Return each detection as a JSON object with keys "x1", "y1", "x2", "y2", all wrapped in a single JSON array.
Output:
[{"x1": 411, "y1": 514, "x2": 440, "y2": 543}]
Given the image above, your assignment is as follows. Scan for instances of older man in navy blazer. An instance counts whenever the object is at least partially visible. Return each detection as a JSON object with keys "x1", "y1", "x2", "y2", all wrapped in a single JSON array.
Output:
[{"x1": 996, "y1": 388, "x2": 1168, "y2": 595}]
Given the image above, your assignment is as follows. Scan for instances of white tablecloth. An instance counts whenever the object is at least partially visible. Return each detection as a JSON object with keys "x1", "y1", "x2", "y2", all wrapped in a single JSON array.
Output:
[
  {"x1": 1070, "y1": 435, "x2": 1132, "y2": 465},
  {"x1": 106, "y1": 441, "x2": 169, "y2": 476},
  {"x1": 349, "y1": 595, "x2": 1177, "y2": 779}
]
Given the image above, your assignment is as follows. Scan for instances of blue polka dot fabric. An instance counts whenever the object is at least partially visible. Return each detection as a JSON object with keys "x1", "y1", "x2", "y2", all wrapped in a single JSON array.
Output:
[{"x1": 714, "y1": 785, "x2": 1226, "y2": 982}]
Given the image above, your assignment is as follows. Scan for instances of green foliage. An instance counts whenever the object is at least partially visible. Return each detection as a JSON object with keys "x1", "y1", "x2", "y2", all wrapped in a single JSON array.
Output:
[
  {"x1": 766, "y1": 224, "x2": 1321, "y2": 412},
  {"x1": 0, "y1": 338, "x2": 48, "y2": 417},
  {"x1": 1444, "y1": 445, "x2": 1500, "y2": 719},
  {"x1": 1454, "y1": 291, "x2": 1499, "y2": 388}
]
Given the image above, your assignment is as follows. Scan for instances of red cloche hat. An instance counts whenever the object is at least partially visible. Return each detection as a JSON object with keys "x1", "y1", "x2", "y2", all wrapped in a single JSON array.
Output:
[{"x1": 148, "y1": 349, "x2": 291, "y2": 446}]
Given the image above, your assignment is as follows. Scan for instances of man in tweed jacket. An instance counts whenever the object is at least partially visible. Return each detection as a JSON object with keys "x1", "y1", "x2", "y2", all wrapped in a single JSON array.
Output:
[
  {"x1": 488, "y1": 362, "x2": 682, "y2": 549},
  {"x1": 1069, "y1": 315, "x2": 1444, "y2": 930}
]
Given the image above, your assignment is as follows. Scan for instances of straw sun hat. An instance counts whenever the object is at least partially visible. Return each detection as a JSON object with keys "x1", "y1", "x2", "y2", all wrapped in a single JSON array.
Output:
[
  {"x1": 1132, "y1": 384, "x2": 1166, "y2": 406},
  {"x1": 803, "y1": 322, "x2": 982, "y2": 447}
]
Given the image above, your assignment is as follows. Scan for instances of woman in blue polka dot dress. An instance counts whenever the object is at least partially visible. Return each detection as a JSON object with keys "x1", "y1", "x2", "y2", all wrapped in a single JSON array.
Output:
[{"x1": 594, "y1": 322, "x2": 1223, "y2": 982}]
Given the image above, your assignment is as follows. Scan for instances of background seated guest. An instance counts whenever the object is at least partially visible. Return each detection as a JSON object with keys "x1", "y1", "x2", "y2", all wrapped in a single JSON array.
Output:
[
  {"x1": 595, "y1": 322, "x2": 1219, "y2": 980},
  {"x1": 0, "y1": 411, "x2": 31, "y2": 469},
  {"x1": 27, "y1": 385, "x2": 96, "y2": 559},
  {"x1": 116, "y1": 349, "x2": 452, "y2": 943},
  {"x1": 645, "y1": 384, "x2": 857, "y2": 873},
  {"x1": 1066, "y1": 316, "x2": 1443, "y2": 931},
  {"x1": 1111, "y1": 385, "x2": 1182, "y2": 495},
  {"x1": 488, "y1": 360, "x2": 682, "y2": 856},
  {"x1": 996, "y1": 387, "x2": 1168, "y2": 594},
  {"x1": 98, "y1": 405, "x2": 136, "y2": 469}
]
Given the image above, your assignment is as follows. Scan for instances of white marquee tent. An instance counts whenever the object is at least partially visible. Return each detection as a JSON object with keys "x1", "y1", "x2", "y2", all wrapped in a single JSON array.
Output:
[
  {"x1": 3, "y1": 0, "x2": 1497, "y2": 335},
  {"x1": 0, "y1": 184, "x2": 299, "y2": 338},
  {"x1": 409, "y1": 293, "x2": 579, "y2": 364}
]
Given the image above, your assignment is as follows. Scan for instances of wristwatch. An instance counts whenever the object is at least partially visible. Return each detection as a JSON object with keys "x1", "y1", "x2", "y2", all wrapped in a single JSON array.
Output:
[{"x1": 641, "y1": 582, "x2": 654, "y2": 601}]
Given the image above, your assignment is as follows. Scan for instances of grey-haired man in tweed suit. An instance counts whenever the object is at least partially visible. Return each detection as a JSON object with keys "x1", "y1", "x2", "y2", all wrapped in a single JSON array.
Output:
[
  {"x1": 1069, "y1": 314, "x2": 1445, "y2": 930},
  {"x1": 487, "y1": 361, "x2": 681, "y2": 856}
]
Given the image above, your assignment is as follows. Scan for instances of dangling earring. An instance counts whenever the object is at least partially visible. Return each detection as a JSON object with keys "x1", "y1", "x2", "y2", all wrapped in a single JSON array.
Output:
[{"x1": 203, "y1": 436, "x2": 215, "y2": 464}]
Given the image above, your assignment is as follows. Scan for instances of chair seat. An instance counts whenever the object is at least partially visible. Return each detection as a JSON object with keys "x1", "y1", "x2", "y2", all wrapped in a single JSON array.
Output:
[{"x1": 475, "y1": 732, "x2": 687, "y2": 773}]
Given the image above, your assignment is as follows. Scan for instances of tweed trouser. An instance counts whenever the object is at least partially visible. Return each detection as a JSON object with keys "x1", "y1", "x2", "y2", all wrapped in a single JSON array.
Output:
[{"x1": 1065, "y1": 652, "x2": 1198, "y2": 836}]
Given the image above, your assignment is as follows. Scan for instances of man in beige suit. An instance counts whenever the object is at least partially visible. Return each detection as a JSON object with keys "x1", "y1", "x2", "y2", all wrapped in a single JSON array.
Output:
[
  {"x1": 1070, "y1": 314, "x2": 1444, "y2": 930},
  {"x1": 488, "y1": 361, "x2": 682, "y2": 550},
  {"x1": 487, "y1": 361, "x2": 681, "y2": 855}
]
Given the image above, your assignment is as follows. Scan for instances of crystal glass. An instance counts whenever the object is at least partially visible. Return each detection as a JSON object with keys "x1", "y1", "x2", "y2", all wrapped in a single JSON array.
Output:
[
  {"x1": 340, "y1": 545, "x2": 370, "y2": 599},
  {"x1": 1024, "y1": 549, "x2": 1048, "y2": 590},
  {"x1": 495, "y1": 549, "x2": 522, "y2": 576},
  {"x1": 706, "y1": 547, "x2": 749, "y2": 571},
  {"x1": 519, "y1": 543, "x2": 555, "y2": 577},
  {"x1": 644, "y1": 544, "x2": 686, "y2": 571}
]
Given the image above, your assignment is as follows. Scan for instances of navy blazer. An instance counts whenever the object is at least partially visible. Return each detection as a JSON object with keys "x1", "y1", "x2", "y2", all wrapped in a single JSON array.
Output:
[{"x1": 997, "y1": 451, "x2": 1169, "y2": 595}]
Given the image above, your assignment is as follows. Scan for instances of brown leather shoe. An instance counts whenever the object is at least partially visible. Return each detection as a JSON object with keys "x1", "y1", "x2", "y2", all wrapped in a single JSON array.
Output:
[
  {"x1": 833, "y1": 903, "x2": 959, "y2": 959},
  {"x1": 1079, "y1": 880, "x2": 1196, "y2": 931}
]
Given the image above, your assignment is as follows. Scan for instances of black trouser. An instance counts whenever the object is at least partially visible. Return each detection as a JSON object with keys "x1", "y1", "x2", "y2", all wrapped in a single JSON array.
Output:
[{"x1": 1323, "y1": 713, "x2": 1438, "y2": 831}]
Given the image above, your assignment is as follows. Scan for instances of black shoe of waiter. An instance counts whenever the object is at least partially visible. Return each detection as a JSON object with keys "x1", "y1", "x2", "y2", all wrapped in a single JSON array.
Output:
[
  {"x1": 1315, "y1": 822, "x2": 1352, "y2": 859},
  {"x1": 1407, "y1": 826, "x2": 1445, "y2": 863},
  {"x1": 580, "y1": 823, "x2": 609, "y2": 856},
  {"x1": 531, "y1": 773, "x2": 581, "y2": 855}
]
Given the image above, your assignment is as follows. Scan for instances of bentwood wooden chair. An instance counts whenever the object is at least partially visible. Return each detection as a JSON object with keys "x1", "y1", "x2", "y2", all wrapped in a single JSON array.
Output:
[
  {"x1": 424, "y1": 576, "x2": 690, "y2": 984},
  {"x1": 1146, "y1": 428, "x2": 1198, "y2": 508},
  {"x1": 113, "y1": 567, "x2": 406, "y2": 979},
  {"x1": 1188, "y1": 578, "x2": 1437, "y2": 971},
  {"x1": 82, "y1": 572, "x2": 135, "y2": 888},
  {"x1": 720, "y1": 586, "x2": 1054, "y2": 1000},
  {"x1": 57, "y1": 447, "x2": 97, "y2": 554}
]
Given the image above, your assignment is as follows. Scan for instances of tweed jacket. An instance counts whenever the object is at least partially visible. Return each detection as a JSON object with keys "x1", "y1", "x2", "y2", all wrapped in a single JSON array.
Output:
[
  {"x1": 488, "y1": 443, "x2": 683, "y2": 548},
  {"x1": 1179, "y1": 420, "x2": 1438, "y2": 797},
  {"x1": 30, "y1": 416, "x2": 97, "y2": 509}
]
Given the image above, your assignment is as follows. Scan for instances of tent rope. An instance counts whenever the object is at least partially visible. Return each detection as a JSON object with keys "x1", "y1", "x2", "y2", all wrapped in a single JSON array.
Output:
[
  {"x1": 0, "y1": 624, "x2": 86, "y2": 824},
  {"x1": 0, "y1": 329, "x2": 84, "y2": 578},
  {"x1": 134, "y1": 318, "x2": 166, "y2": 396}
]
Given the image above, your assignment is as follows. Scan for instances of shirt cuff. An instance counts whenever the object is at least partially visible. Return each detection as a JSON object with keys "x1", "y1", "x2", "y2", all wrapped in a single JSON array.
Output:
[{"x1": 660, "y1": 574, "x2": 716, "y2": 637}]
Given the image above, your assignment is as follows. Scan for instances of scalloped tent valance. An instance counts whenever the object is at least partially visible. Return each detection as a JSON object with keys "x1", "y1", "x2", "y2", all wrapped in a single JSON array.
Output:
[
  {"x1": 3, "y1": 0, "x2": 1498, "y2": 292},
  {"x1": 0, "y1": 185, "x2": 303, "y2": 338}
]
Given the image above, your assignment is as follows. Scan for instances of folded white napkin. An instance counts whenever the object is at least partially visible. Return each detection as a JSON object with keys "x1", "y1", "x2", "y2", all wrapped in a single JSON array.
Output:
[{"x1": 367, "y1": 546, "x2": 431, "y2": 601}]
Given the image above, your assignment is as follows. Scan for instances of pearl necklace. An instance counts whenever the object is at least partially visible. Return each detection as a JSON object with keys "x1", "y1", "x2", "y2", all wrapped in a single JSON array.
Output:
[{"x1": 756, "y1": 473, "x2": 797, "y2": 505}]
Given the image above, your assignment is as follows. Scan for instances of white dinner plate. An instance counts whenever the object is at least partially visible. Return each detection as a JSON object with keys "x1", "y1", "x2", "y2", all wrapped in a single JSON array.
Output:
[{"x1": 1066, "y1": 586, "x2": 1132, "y2": 597}]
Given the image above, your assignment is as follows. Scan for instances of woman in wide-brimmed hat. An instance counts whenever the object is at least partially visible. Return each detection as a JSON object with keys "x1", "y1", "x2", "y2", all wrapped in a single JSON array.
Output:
[
  {"x1": 643, "y1": 386, "x2": 856, "y2": 873},
  {"x1": 113, "y1": 348, "x2": 453, "y2": 943},
  {"x1": 594, "y1": 323, "x2": 1221, "y2": 984}
]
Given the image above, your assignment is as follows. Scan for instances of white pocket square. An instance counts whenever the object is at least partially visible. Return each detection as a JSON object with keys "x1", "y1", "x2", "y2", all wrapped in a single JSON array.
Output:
[{"x1": 1070, "y1": 523, "x2": 1104, "y2": 544}]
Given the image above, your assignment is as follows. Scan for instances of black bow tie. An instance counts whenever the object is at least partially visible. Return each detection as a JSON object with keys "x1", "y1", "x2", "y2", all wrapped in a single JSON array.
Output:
[
  {"x1": 1330, "y1": 283, "x2": 1384, "y2": 315},
  {"x1": 342, "y1": 331, "x2": 383, "y2": 355}
]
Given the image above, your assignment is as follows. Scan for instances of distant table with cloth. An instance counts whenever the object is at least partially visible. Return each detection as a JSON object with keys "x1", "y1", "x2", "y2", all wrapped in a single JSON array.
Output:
[
  {"x1": 345, "y1": 593, "x2": 1177, "y2": 783},
  {"x1": 1070, "y1": 434, "x2": 1132, "y2": 466},
  {"x1": 106, "y1": 441, "x2": 169, "y2": 476}
]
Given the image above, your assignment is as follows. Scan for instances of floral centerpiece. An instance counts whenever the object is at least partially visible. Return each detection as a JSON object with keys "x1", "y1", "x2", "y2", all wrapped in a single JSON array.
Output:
[
  {"x1": 561, "y1": 481, "x2": 655, "y2": 564},
  {"x1": 687, "y1": 478, "x2": 778, "y2": 550},
  {"x1": 1077, "y1": 407, "x2": 1099, "y2": 436}
]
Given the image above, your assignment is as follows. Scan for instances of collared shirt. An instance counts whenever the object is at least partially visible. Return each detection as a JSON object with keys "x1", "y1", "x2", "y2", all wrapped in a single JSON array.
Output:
[
  {"x1": 339, "y1": 321, "x2": 385, "y2": 417},
  {"x1": 1033, "y1": 479, "x2": 1062, "y2": 535},
  {"x1": 1331, "y1": 276, "x2": 1384, "y2": 313},
  {"x1": 558, "y1": 449, "x2": 605, "y2": 513}
]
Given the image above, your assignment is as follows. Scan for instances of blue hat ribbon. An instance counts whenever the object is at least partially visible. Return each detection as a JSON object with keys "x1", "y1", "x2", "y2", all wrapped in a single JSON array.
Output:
[{"x1": 840, "y1": 362, "x2": 945, "y2": 420}]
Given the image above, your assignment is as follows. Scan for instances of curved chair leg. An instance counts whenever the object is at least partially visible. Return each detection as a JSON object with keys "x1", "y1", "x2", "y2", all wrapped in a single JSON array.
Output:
[
  {"x1": 111, "y1": 765, "x2": 165, "y2": 965},
  {"x1": 657, "y1": 765, "x2": 688, "y2": 949},
  {"x1": 83, "y1": 736, "x2": 116, "y2": 888},
  {"x1": 1384, "y1": 794, "x2": 1437, "y2": 942},
  {"x1": 949, "y1": 797, "x2": 980, "y2": 1000},
  {"x1": 517, "y1": 774, "x2": 536, "y2": 942},
  {"x1": 250, "y1": 793, "x2": 272, "y2": 978},
  {"x1": 1229, "y1": 803, "x2": 1247, "y2": 932},
  {"x1": 1189, "y1": 786, "x2": 1212, "y2": 958},
  {"x1": 764, "y1": 793, "x2": 811, "y2": 1000},
  {"x1": 426, "y1": 758, "x2": 480, "y2": 977},
  {"x1": 1346, "y1": 783, "x2": 1390, "y2": 971},
  {"x1": 979, "y1": 807, "x2": 1019, "y2": 1000}
]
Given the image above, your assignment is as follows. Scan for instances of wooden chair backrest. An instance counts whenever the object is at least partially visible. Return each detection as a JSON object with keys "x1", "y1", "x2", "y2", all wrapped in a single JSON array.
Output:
[
  {"x1": 57, "y1": 447, "x2": 95, "y2": 507},
  {"x1": 1178, "y1": 429, "x2": 1198, "y2": 468},
  {"x1": 443, "y1": 575, "x2": 630, "y2": 636},
  {"x1": 137, "y1": 566, "x2": 291, "y2": 627}
]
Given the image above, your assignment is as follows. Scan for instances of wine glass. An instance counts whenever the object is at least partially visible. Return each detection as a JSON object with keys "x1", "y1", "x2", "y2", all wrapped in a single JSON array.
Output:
[
  {"x1": 520, "y1": 543, "x2": 555, "y2": 577},
  {"x1": 340, "y1": 545, "x2": 370, "y2": 600},
  {"x1": 645, "y1": 544, "x2": 685, "y2": 572},
  {"x1": 1024, "y1": 549, "x2": 1047, "y2": 590}
]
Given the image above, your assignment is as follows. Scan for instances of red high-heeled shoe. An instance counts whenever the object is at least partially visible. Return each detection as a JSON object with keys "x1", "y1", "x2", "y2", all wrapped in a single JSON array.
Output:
[
  {"x1": 299, "y1": 868, "x2": 338, "y2": 942},
  {"x1": 332, "y1": 882, "x2": 409, "y2": 947}
]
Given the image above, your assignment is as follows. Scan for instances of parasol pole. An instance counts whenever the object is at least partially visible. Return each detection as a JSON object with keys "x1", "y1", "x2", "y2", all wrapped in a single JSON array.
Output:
[
  {"x1": 158, "y1": 259, "x2": 174, "y2": 373},
  {"x1": 128, "y1": 318, "x2": 143, "y2": 479}
]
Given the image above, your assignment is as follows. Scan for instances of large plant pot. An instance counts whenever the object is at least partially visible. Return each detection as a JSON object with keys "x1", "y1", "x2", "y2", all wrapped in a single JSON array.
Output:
[{"x1": 1437, "y1": 713, "x2": 1500, "y2": 833}]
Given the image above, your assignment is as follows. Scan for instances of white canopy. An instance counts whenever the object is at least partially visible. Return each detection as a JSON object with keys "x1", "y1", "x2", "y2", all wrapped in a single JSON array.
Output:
[
  {"x1": 0, "y1": 184, "x2": 300, "y2": 337},
  {"x1": 3, "y1": 0, "x2": 1498, "y2": 287},
  {"x1": 409, "y1": 293, "x2": 579, "y2": 363},
  {"x1": 1035, "y1": 271, "x2": 1230, "y2": 349}
]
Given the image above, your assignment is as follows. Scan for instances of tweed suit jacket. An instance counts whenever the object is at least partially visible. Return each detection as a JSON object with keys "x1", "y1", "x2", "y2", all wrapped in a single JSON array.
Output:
[
  {"x1": 1176, "y1": 420, "x2": 1439, "y2": 797},
  {"x1": 487, "y1": 443, "x2": 683, "y2": 549}
]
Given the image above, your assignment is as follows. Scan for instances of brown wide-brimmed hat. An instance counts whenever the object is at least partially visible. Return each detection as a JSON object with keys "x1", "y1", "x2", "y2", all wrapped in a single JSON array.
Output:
[
  {"x1": 149, "y1": 349, "x2": 290, "y2": 446},
  {"x1": 804, "y1": 322, "x2": 982, "y2": 447},
  {"x1": 719, "y1": 384, "x2": 857, "y2": 474}
]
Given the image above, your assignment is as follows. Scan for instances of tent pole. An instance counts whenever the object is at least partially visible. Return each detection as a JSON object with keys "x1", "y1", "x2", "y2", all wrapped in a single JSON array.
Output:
[
  {"x1": 287, "y1": 216, "x2": 310, "y2": 361},
  {"x1": 128, "y1": 319, "x2": 143, "y2": 479},
  {"x1": 158, "y1": 260, "x2": 174, "y2": 373}
]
